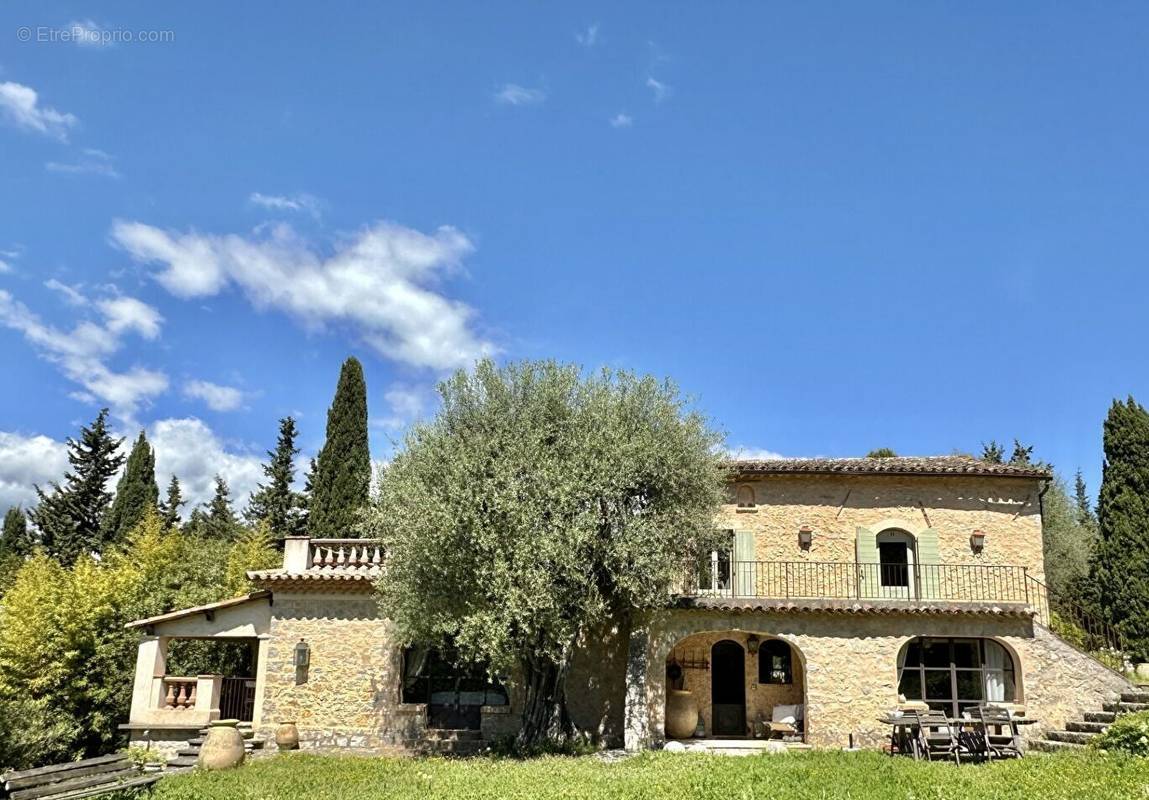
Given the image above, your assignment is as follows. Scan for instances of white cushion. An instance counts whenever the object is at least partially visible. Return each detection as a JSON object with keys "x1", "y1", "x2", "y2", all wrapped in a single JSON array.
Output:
[{"x1": 772, "y1": 704, "x2": 803, "y2": 724}]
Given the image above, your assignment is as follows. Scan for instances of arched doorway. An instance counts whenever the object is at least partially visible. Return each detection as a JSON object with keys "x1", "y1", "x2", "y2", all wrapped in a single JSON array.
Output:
[
  {"x1": 711, "y1": 640, "x2": 746, "y2": 736},
  {"x1": 876, "y1": 529, "x2": 916, "y2": 599}
]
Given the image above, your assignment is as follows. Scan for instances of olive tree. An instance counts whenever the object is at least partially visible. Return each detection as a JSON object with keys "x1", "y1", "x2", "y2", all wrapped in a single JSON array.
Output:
[{"x1": 367, "y1": 360, "x2": 726, "y2": 746}]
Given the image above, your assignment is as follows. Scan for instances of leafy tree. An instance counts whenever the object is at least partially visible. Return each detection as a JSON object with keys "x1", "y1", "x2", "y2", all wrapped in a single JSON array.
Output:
[
  {"x1": 158, "y1": 475, "x2": 185, "y2": 529},
  {"x1": 309, "y1": 357, "x2": 371, "y2": 537},
  {"x1": 202, "y1": 475, "x2": 240, "y2": 541},
  {"x1": 101, "y1": 432, "x2": 159, "y2": 545},
  {"x1": 1, "y1": 507, "x2": 34, "y2": 559},
  {"x1": 1041, "y1": 475, "x2": 1099, "y2": 599},
  {"x1": 29, "y1": 409, "x2": 125, "y2": 565},
  {"x1": 246, "y1": 417, "x2": 305, "y2": 539},
  {"x1": 980, "y1": 440, "x2": 1005, "y2": 464},
  {"x1": 224, "y1": 522, "x2": 280, "y2": 596},
  {"x1": 865, "y1": 448, "x2": 897, "y2": 458},
  {"x1": 1090, "y1": 397, "x2": 1149, "y2": 659},
  {"x1": 367, "y1": 360, "x2": 726, "y2": 746}
]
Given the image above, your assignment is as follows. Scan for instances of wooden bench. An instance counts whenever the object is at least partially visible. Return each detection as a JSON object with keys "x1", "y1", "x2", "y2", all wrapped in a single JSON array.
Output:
[{"x1": 0, "y1": 753, "x2": 161, "y2": 800}]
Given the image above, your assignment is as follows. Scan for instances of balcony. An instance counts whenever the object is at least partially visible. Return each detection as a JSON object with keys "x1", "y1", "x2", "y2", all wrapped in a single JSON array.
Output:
[{"x1": 676, "y1": 561, "x2": 1034, "y2": 605}]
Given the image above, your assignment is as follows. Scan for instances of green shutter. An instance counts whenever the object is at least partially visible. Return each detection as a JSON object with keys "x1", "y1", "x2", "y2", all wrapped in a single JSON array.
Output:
[
  {"x1": 915, "y1": 528, "x2": 941, "y2": 599},
  {"x1": 733, "y1": 530, "x2": 756, "y2": 597},
  {"x1": 855, "y1": 526, "x2": 877, "y2": 599}
]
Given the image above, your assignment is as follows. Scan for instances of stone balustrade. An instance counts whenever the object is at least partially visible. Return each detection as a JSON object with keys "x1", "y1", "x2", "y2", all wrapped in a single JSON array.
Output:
[
  {"x1": 308, "y1": 539, "x2": 383, "y2": 572},
  {"x1": 161, "y1": 677, "x2": 198, "y2": 710}
]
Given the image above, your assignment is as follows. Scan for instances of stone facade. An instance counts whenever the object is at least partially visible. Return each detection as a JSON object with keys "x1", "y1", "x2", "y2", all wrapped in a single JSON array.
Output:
[
  {"x1": 721, "y1": 475, "x2": 1046, "y2": 582},
  {"x1": 625, "y1": 607, "x2": 1130, "y2": 750}
]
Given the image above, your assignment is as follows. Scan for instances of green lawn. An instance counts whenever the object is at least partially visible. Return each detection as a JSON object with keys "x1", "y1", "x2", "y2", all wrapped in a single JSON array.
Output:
[{"x1": 143, "y1": 750, "x2": 1149, "y2": 800}]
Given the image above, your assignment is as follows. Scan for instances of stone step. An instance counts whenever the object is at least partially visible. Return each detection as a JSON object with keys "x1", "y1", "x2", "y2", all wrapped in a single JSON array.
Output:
[
  {"x1": 1085, "y1": 711, "x2": 1118, "y2": 724},
  {"x1": 1045, "y1": 730, "x2": 1096, "y2": 745},
  {"x1": 424, "y1": 729, "x2": 483, "y2": 742},
  {"x1": 1122, "y1": 691, "x2": 1149, "y2": 704},
  {"x1": 1067, "y1": 720, "x2": 1110, "y2": 734},
  {"x1": 1103, "y1": 701, "x2": 1149, "y2": 714},
  {"x1": 166, "y1": 756, "x2": 198, "y2": 768},
  {"x1": 1029, "y1": 738, "x2": 1085, "y2": 753}
]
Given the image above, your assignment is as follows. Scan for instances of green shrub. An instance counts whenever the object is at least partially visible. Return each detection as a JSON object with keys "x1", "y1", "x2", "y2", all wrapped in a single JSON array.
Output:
[{"x1": 1092, "y1": 710, "x2": 1149, "y2": 755}]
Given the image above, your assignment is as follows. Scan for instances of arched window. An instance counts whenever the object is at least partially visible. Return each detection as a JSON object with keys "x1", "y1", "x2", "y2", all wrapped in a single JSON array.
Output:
[
  {"x1": 736, "y1": 485, "x2": 755, "y2": 508},
  {"x1": 897, "y1": 637, "x2": 1016, "y2": 717},
  {"x1": 758, "y1": 639, "x2": 793, "y2": 685}
]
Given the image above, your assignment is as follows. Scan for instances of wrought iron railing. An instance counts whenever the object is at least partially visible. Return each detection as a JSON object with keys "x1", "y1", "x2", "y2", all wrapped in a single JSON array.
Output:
[
  {"x1": 677, "y1": 561, "x2": 1032, "y2": 603},
  {"x1": 1023, "y1": 576, "x2": 1125, "y2": 669}
]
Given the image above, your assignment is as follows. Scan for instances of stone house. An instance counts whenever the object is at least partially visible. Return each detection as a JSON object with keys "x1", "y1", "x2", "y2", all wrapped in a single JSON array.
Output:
[{"x1": 122, "y1": 456, "x2": 1130, "y2": 756}]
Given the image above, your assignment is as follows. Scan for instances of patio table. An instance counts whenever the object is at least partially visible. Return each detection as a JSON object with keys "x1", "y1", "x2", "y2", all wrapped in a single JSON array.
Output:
[{"x1": 876, "y1": 714, "x2": 921, "y2": 759}]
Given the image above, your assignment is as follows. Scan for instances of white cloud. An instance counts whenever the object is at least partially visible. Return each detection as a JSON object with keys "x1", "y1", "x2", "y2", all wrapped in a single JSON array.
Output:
[
  {"x1": 374, "y1": 384, "x2": 432, "y2": 431},
  {"x1": 494, "y1": 84, "x2": 547, "y2": 106},
  {"x1": 249, "y1": 192, "x2": 321, "y2": 218},
  {"x1": 46, "y1": 148, "x2": 120, "y2": 179},
  {"x1": 0, "y1": 432, "x2": 70, "y2": 509},
  {"x1": 149, "y1": 418, "x2": 265, "y2": 510},
  {"x1": 111, "y1": 219, "x2": 496, "y2": 370},
  {"x1": 646, "y1": 76, "x2": 672, "y2": 103},
  {"x1": 575, "y1": 24, "x2": 600, "y2": 47},
  {"x1": 183, "y1": 380, "x2": 246, "y2": 412},
  {"x1": 44, "y1": 279, "x2": 89, "y2": 307},
  {"x1": 0, "y1": 81, "x2": 78, "y2": 141},
  {"x1": 0, "y1": 260, "x2": 12, "y2": 275},
  {"x1": 610, "y1": 113, "x2": 633, "y2": 129},
  {"x1": 0, "y1": 287, "x2": 167, "y2": 420},
  {"x1": 727, "y1": 446, "x2": 789, "y2": 461},
  {"x1": 66, "y1": 20, "x2": 114, "y2": 48}
]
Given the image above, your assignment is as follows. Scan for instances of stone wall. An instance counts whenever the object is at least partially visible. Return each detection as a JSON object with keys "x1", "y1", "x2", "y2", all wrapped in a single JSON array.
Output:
[
  {"x1": 720, "y1": 474, "x2": 1046, "y2": 581},
  {"x1": 627, "y1": 608, "x2": 1130, "y2": 750}
]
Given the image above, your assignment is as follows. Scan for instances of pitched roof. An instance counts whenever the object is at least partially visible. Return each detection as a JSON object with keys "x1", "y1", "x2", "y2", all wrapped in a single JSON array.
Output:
[
  {"x1": 724, "y1": 455, "x2": 1051, "y2": 479},
  {"x1": 124, "y1": 591, "x2": 271, "y2": 629}
]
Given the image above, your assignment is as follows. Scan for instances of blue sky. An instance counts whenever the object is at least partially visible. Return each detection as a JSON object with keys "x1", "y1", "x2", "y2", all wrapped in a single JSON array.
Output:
[{"x1": 1, "y1": 3, "x2": 1148, "y2": 510}]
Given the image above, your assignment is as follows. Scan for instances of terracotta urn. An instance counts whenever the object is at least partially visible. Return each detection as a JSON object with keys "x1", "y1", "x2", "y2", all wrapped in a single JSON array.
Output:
[
  {"x1": 275, "y1": 721, "x2": 300, "y2": 751},
  {"x1": 665, "y1": 689, "x2": 699, "y2": 739},
  {"x1": 198, "y1": 719, "x2": 246, "y2": 770}
]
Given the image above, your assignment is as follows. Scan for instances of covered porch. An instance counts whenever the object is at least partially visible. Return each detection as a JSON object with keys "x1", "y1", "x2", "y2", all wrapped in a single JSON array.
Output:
[{"x1": 120, "y1": 592, "x2": 273, "y2": 757}]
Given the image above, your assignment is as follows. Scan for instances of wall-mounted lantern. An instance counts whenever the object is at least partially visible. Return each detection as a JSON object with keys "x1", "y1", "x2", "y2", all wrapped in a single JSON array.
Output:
[
  {"x1": 970, "y1": 530, "x2": 986, "y2": 554},
  {"x1": 746, "y1": 634, "x2": 760, "y2": 655},
  {"x1": 294, "y1": 639, "x2": 310, "y2": 685},
  {"x1": 798, "y1": 526, "x2": 814, "y2": 550}
]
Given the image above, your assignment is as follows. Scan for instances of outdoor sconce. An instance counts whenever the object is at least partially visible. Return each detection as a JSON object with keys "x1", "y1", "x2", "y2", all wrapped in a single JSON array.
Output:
[
  {"x1": 798, "y1": 526, "x2": 814, "y2": 550},
  {"x1": 294, "y1": 639, "x2": 310, "y2": 685},
  {"x1": 747, "y1": 635, "x2": 760, "y2": 655},
  {"x1": 970, "y1": 530, "x2": 986, "y2": 553}
]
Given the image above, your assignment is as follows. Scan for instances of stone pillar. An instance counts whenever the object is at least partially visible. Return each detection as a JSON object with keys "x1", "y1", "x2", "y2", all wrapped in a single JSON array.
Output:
[
  {"x1": 128, "y1": 636, "x2": 167, "y2": 723},
  {"x1": 283, "y1": 536, "x2": 311, "y2": 573},
  {"x1": 196, "y1": 675, "x2": 223, "y2": 719},
  {"x1": 251, "y1": 635, "x2": 272, "y2": 728},
  {"x1": 624, "y1": 623, "x2": 651, "y2": 751}
]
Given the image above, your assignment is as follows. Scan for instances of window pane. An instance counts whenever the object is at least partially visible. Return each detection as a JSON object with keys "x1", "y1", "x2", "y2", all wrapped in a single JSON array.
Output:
[
  {"x1": 924, "y1": 670, "x2": 952, "y2": 700},
  {"x1": 902, "y1": 640, "x2": 922, "y2": 668},
  {"x1": 922, "y1": 640, "x2": 951, "y2": 668},
  {"x1": 952, "y1": 640, "x2": 979, "y2": 668},
  {"x1": 955, "y1": 670, "x2": 983, "y2": 700},
  {"x1": 898, "y1": 670, "x2": 922, "y2": 700}
]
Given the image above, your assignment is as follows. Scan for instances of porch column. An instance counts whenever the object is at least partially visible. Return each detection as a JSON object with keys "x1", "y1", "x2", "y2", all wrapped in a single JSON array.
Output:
[
  {"x1": 128, "y1": 636, "x2": 167, "y2": 723},
  {"x1": 624, "y1": 623, "x2": 651, "y2": 751},
  {"x1": 250, "y1": 635, "x2": 272, "y2": 727}
]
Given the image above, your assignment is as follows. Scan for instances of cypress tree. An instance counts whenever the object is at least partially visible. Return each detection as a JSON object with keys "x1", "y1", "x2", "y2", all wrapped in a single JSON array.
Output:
[
  {"x1": 246, "y1": 417, "x2": 305, "y2": 539},
  {"x1": 29, "y1": 409, "x2": 125, "y2": 565},
  {"x1": 981, "y1": 441, "x2": 1005, "y2": 464},
  {"x1": 1074, "y1": 470, "x2": 1097, "y2": 528},
  {"x1": 158, "y1": 476, "x2": 185, "y2": 529},
  {"x1": 1090, "y1": 397, "x2": 1149, "y2": 659},
  {"x1": 102, "y1": 431, "x2": 159, "y2": 545},
  {"x1": 309, "y1": 357, "x2": 371, "y2": 537},
  {"x1": 0, "y1": 507, "x2": 34, "y2": 558},
  {"x1": 203, "y1": 475, "x2": 240, "y2": 541}
]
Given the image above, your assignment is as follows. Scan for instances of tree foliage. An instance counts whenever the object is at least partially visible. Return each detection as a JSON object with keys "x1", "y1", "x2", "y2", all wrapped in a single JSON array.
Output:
[
  {"x1": 246, "y1": 417, "x2": 305, "y2": 539},
  {"x1": 29, "y1": 409, "x2": 125, "y2": 565},
  {"x1": 1090, "y1": 397, "x2": 1149, "y2": 659},
  {"x1": 309, "y1": 357, "x2": 371, "y2": 537},
  {"x1": 190, "y1": 475, "x2": 241, "y2": 541},
  {"x1": 1041, "y1": 475, "x2": 1098, "y2": 599},
  {"x1": 1, "y1": 507, "x2": 33, "y2": 559},
  {"x1": 159, "y1": 475, "x2": 185, "y2": 529},
  {"x1": 101, "y1": 432, "x2": 159, "y2": 546},
  {"x1": 865, "y1": 448, "x2": 897, "y2": 458},
  {"x1": 367, "y1": 360, "x2": 726, "y2": 746}
]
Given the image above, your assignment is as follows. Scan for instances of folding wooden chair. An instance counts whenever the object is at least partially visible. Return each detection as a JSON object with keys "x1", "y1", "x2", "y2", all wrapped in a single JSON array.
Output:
[
  {"x1": 913, "y1": 711, "x2": 961, "y2": 764},
  {"x1": 973, "y1": 705, "x2": 1022, "y2": 759}
]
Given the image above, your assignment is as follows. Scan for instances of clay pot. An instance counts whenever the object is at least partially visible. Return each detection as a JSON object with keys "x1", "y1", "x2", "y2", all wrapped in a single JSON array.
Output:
[
  {"x1": 275, "y1": 721, "x2": 300, "y2": 751},
  {"x1": 665, "y1": 689, "x2": 699, "y2": 739},
  {"x1": 198, "y1": 719, "x2": 246, "y2": 770}
]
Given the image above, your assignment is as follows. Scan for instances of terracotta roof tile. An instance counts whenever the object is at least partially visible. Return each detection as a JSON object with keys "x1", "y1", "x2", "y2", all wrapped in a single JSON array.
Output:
[{"x1": 724, "y1": 455, "x2": 1050, "y2": 479}]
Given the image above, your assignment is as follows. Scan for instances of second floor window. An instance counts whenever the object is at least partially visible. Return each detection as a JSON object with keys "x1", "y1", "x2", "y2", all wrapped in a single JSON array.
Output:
[{"x1": 698, "y1": 530, "x2": 734, "y2": 592}]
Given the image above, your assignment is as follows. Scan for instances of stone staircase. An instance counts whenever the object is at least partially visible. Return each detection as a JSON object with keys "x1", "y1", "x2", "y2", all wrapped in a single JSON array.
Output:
[
  {"x1": 1030, "y1": 689, "x2": 1149, "y2": 752},
  {"x1": 418, "y1": 728, "x2": 488, "y2": 757},
  {"x1": 166, "y1": 723, "x2": 268, "y2": 771}
]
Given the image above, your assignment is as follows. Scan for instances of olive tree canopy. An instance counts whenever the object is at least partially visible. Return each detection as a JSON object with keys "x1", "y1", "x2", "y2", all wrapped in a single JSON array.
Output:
[{"x1": 366, "y1": 360, "x2": 726, "y2": 745}]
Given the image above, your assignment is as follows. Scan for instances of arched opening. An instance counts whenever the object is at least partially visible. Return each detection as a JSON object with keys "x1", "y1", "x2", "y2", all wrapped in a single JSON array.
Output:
[
  {"x1": 876, "y1": 528, "x2": 916, "y2": 598},
  {"x1": 735, "y1": 484, "x2": 756, "y2": 508},
  {"x1": 664, "y1": 631, "x2": 806, "y2": 742},
  {"x1": 711, "y1": 640, "x2": 746, "y2": 735},
  {"x1": 896, "y1": 637, "x2": 1020, "y2": 717}
]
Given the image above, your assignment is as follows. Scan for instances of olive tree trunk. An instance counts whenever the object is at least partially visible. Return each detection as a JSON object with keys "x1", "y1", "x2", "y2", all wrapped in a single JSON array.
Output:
[{"x1": 516, "y1": 653, "x2": 574, "y2": 748}]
